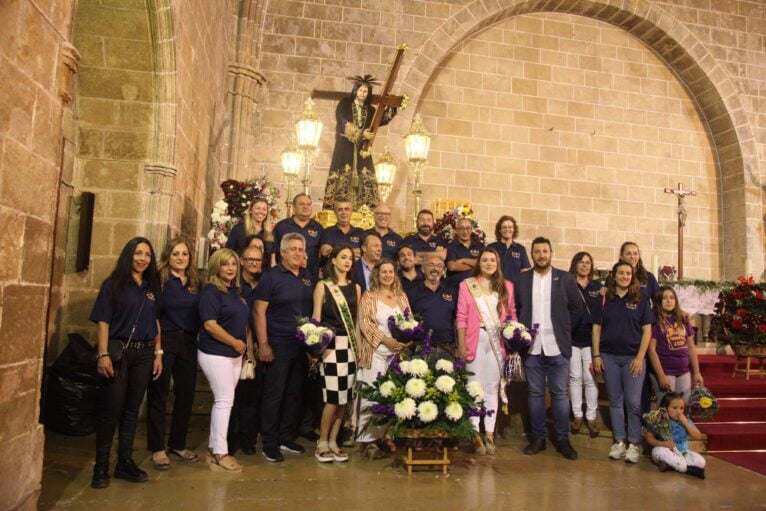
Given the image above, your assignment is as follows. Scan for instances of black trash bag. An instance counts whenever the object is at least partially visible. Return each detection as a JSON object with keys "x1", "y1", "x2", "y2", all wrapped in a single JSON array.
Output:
[{"x1": 42, "y1": 333, "x2": 99, "y2": 436}]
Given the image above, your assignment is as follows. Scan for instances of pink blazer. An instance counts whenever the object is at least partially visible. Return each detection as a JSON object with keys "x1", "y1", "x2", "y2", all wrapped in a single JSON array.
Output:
[{"x1": 456, "y1": 279, "x2": 517, "y2": 362}]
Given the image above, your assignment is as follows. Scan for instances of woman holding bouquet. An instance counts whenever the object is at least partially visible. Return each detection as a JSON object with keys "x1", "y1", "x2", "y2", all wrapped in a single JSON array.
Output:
[
  {"x1": 592, "y1": 261, "x2": 653, "y2": 464},
  {"x1": 311, "y1": 244, "x2": 362, "y2": 463},
  {"x1": 456, "y1": 248, "x2": 516, "y2": 455},
  {"x1": 358, "y1": 258, "x2": 411, "y2": 458}
]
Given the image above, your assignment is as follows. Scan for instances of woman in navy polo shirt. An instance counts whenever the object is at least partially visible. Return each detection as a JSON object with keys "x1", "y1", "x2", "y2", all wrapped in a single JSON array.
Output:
[
  {"x1": 226, "y1": 197, "x2": 274, "y2": 258},
  {"x1": 146, "y1": 237, "x2": 201, "y2": 470},
  {"x1": 619, "y1": 241, "x2": 659, "y2": 303},
  {"x1": 89, "y1": 237, "x2": 163, "y2": 489},
  {"x1": 486, "y1": 215, "x2": 530, "y2": 282},
  {"x1": 592, "y1": 261, "x2": 653, "y2": 465},
  {"x1": 567, "y1": 251, "x2": 603, "y2": 437},
  {"x1": 197, "y1": 248, "x2": 250, "y2": 472}
]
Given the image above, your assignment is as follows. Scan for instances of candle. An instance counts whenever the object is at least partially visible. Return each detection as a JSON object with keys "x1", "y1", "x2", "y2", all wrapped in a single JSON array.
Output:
[
  {"x1": 651, "y1": 255, "x2": 659, "y2": 275},
  {"x1": 745, "y1": 257, "x2": 752, "y2": 277}
]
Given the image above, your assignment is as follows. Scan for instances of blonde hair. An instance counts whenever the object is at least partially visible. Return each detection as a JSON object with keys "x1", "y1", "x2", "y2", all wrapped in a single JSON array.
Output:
[
  {"x1": 368, "y1": 259, "x2": 403, "y2": 297},
  {"x1": 244, "y1": 198, "x2": 274, "y2": 242},
  {"x1": 207, "y1": 248, "x2": 241, "y2": 293},
  {"x1": 158, "y1": 236, "x2": 200, "y2": 292}
]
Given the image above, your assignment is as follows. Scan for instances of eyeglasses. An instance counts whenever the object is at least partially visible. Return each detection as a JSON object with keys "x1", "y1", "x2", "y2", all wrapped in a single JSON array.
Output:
[
  {"x1": 374, "y1": 212, "x2": 391, "y2": 217},
  {"x1": 456, "y1": 226, "x2": 472, "y2": 231},
  {"x1": 243, "y1": 258, "x2": 263, "y2": 264}
]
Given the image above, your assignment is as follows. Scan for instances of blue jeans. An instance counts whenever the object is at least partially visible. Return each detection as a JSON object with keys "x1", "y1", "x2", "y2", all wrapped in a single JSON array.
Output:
[
  {"x1": 524, "y1": 354, "x2": 570, "y2": 442},
  {"x1": 602, "y1": 353, "x2": 646, "y2": 444}
]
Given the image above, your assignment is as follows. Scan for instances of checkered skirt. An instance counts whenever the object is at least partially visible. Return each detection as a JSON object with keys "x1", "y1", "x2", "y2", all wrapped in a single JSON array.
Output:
[{"x1": 319, "y1": 335, "x2": 357, "y2": 405}]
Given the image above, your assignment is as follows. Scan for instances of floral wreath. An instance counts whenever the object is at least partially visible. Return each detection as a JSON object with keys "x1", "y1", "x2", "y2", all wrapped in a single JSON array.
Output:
[
  {"x1": 207, "y1": 178, "x2": 280, "y2": 250},
  {"x1": 433, "y1": 206, "x2": 486, "y2": 244}
]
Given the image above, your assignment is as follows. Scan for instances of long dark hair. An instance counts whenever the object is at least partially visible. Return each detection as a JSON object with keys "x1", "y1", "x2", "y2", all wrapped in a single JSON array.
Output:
[
  {"x1": 605, "y1": 261, "x2": 641, "y2": 304},
  {"x1": 620, "y1": 241, "x2": 649, "y2": 285},
  {"x1": 158, "y1": 236, "x2": 200, "y2": 292},
  {"x1": 654, "y1": 285, "x2": 685, "y2": 332},
  {"x1": 472, "y1": 248, "x2": 510, "y2": 319},
  {"x1": 107, "y1": 237, "x2": 161, "y2": 306},
  {"x1": 569, "y1": 251, "x2": 595, "y2": 280},
  {"x1": 324, "y1": 243, "x2": 354, "y2": 284},
  {"x1": 660, "y1": 391, "x2": 685, "y2": 409},
  {"x1": 350, "y1": 81, "x2": 373, "y2": 107}
]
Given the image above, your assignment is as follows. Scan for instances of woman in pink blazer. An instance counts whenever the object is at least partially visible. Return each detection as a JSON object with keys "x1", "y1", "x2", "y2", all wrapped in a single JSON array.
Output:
[{"x1": 457, "y1": 248, "x2": 517, "y2": 455}]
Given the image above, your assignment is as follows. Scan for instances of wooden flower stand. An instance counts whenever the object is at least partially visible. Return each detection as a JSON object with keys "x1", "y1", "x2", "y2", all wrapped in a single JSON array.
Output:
[
  {"x1": 398, "y1": 429, "x2": 451, "y2": 475},
  {"x1": 732, "y1": 345, "x2": 766, "y2": 380}
]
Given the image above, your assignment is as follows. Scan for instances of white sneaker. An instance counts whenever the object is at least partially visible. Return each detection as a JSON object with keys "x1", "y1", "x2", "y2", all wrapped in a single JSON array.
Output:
[
  {"x1": 609, "y1": 441, "x2": 626, "y2": 460},
  {"x1": 625, "y1": 443, "x2": 640, "y2": 464}
]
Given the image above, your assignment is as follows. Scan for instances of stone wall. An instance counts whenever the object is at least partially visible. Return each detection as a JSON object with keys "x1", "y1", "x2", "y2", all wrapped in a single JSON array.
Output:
[
  {"x1": 252, "y1": 0, "x2": 765, "y2": 279},
  {"x1": 0, "y1": 0, "x2": 76, "y2": 508}
]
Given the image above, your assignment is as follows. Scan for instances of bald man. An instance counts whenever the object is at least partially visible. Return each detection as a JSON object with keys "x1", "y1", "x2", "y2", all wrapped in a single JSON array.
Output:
[{"x1": 365, "y1": 204, "x2": 403, "y2": 260}]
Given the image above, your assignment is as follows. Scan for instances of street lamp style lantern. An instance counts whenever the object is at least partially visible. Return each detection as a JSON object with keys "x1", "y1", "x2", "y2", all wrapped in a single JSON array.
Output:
[
  {"x1": 375, "y1": 146, "x2": 397, "y2": 203},
  {"x1": 280, "y1": 142, "x2": 302, "y2": 216},
  {"x1": 403, "y1": 114, "x2": 431, "y2": 228},
  {"x1": 295, "y1": 97, "x2": 323, "y2": 194}
]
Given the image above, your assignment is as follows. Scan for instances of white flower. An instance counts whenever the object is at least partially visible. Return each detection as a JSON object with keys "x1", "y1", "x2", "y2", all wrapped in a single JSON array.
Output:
[
  {"x1": 435, "y1": 375, "x2": 456, "y2": 393},
  {"x1": 398, "y1": 360, "x2": 410, "y2": 374},
  {"x1": 466, "y1": 381, "x2": 485, "y2": 402},
  {"x1": 405, "y1": 378, "x2": 426, "y2": 398},
  {"x1": 380, "y1": 381, "x2": 396, "y2": 398},
  {"x1": 435, "y1": 359, "x2": 454, "y2": 373},
  {"x1": 407, "y1": 358, "x2": 429, "y2": 377},
  {"x1": 394, "y1": 398, "x2": 417, "y2": 420},
  {"x1": 299, "y1": 323, "x2": 316, "y2": 335},
  {"x1": 445, "y1": 402, "x2": 463, "y2": 422},
  {"x1": 306, "y1": 333, "x2": 320, "y2": 345},
  {"x1": 522, "y1": 332, "x2": 532, "y2": 341},
  {"x1": 417, "y1": 401, "x2": 438, "y2": 423},
  {"x1": 502, "y1": 326, "x2": 516, "y2": 339}
]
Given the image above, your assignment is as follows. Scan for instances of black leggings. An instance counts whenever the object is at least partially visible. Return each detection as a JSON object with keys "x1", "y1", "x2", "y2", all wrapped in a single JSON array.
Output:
[{"x1": 95, "y1": 347, "x2": 154, "y2": 466}]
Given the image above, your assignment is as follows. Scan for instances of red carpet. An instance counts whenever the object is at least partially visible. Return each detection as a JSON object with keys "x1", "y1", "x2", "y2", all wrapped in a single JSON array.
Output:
[{"x1": 697, "y1": 355, "x2": 766, "y2": 476}]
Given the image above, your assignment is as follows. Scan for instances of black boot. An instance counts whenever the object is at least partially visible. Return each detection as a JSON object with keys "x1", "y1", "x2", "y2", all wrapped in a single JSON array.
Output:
[
  {"x1": 685, "y1": 465, "x2": 706, "y2": 479},
  {"x1": 91, "y1": 463, "x2": 111, "y2": 489},
  {"x1": 114, "y1": 458, "x2": 149, "y2": 483},
  {"x1": 523, "y1": 437, "x2": 547, "y2": 455}
]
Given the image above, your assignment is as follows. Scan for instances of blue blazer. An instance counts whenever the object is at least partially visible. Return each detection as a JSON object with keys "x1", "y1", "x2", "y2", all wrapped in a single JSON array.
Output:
[
  {"x1": 353, "y1": 259, "x2": 373, "y2": 294},
  {"x1": 512, "y1": 267, "x2": 584, "y2": 359}
]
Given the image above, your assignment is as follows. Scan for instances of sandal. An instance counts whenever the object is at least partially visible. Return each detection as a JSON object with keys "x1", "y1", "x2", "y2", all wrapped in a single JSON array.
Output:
[
  {"x1": 383, "y1": 438, "x2": 397, "y2": 454},
  {"x1": 315, "y1": 441, "x2": 334, "y2": 463},
  {"x1": 473, "y1": 434, "x2": 487, "y2": 456},
  {"x1": 364, "y1": 442, "x2": 385, "y2": 460},
  {"x1": 207, "y1": 451, "x2": 243, "y2": 472},
  {"x1": 484, "y1": 436, "x2": 497, "y2": 456},
  {"x1": 168, "y1": 448, "x2": 199, "y2": 463},
  {"x1": 329, "y1": 441, "x2": 349, "y2": 462},
  {"x1": 152, "y1": 451, "x2": 171, "y2": 471}
]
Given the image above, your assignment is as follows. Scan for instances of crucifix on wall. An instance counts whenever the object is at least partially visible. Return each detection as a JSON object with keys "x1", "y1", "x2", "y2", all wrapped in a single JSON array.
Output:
[{"x1": 664, "y1": 182, "x2": 697, "y2": 280}]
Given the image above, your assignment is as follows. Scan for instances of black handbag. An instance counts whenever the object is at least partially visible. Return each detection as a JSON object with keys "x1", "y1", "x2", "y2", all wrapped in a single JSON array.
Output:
[{"x1": 107, "y1": 296, "x2": 147, "y2": 363}]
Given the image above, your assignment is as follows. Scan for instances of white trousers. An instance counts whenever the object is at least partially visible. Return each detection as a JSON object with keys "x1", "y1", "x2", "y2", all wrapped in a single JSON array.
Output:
[
  {"x1": 198, "y1": 350, "x2": 242, "y2": 455},
  {"x1": 569, "y1": 346, "x2": 599, "y2": 421},
  {"x1": 467, "y1": 329, "x2": 501, "y2": 434},
  {"x1": 651, "y1": 446, "x2": 706, "y2": 472},
  {"x1": 650, "y1": 371, "x2": 692, "y2": 405},
  {"x1": 356, "y1": 344, "x2": 392, "y2": 443}
]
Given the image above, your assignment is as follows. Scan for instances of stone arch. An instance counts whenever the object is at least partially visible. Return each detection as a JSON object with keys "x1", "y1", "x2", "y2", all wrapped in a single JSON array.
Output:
[{"x1": 394, "y1": 0, "x2": 759, "y2": 279}]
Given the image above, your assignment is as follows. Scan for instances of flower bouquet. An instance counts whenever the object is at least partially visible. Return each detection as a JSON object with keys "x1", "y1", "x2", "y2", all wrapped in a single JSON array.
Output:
[
  {"x1": 433, "y1": 206, "x2": 486, "y2": 244},
  {"x1": 688, "y1": 383, "x2": 719, "y2": 420},
  {"x1": 499, "y1": 319, "x2": 539, "y2": 354},
  {"x1": 711, "y1": 275, "x2": 766, "y2": 348},
  {"x1": 388, "y1": 308, "x2": 426, "y2": 343},
  {"x1": 359, "y1": 333, "x2": 491, "y2": 440},
  {"x1": 642, "y1": 408, "x2": 673, "y2": 443},
  {"x1": 295, "y1": 317, "x2": 334, "y2": 357}
]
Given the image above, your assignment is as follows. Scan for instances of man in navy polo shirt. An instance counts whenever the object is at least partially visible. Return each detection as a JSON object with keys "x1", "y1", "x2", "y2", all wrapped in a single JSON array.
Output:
[
  {"x1": 402, "y1": 209, "x2": 446, "y2": 266},
  {"x1": 273, "y1": 193, "x2": 324, "y2": 278},
  {"x1": 396, "y1": 244, "x2": 423, "y2": 293},
  {"x1": 354, "y1": 232, "x2": 382, "y2": 293},
  {"x1": 320, "y1": 198, "x2": 364, "y2": 261},
  {"x1": 446, "y1": 217, "x2": 483, "y2": 282},
  {"x1": 366, "y1": 204, "x2": 402, "y2": 260},
  {"x1": 254, "y1": 233, "x2": 315, "y2": 463},
  {"x1": 406, "y1": 253, "x2": 457, "y2": 361}
]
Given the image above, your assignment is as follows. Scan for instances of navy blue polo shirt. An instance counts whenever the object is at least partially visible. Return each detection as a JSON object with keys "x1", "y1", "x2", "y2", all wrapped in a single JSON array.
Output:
[
  {"x1": 593, "y1": 293, "x2": 654, "y2": 356},
  {"x1": 90, "y1": 278, "x2": 159, "y2": 341},
  {"x1": 240, "y1": 275, "x2": 258, "y2": 331},
  {"x1": 160, "y1": 274, "x2": 200, "y2": 333},
  {"x1": 366, "y1": 227, "x2": 403, "y2": 260},
  {"x1": 446, "y1": 239, "x2": 484, "y2": 281},
  {"x1": 198, "y1": 283, "x2": 249, "y2": 358},
  {"x1": 641, "y1": 271, "x2": 660, "y2": 306},
  {"x1": 253, "y1": 264, "x2": 315, "y2": 344},
  {"x1": 402, "y1": 234, "x2": 446, "y2": 256},
  {"x1": 320, "y1": 223, "x2": 364, "y2": 252},
  {"x1": 487, "y1": 241, "x2": 530, "y2": 281},
  {"x1": 273, "y1": 216, "x2": 324, "y2": 277},
  {"x1": 571, "y1": 280, "x2": 604, "y2": 348},
  {"x1": 406, "y1": 281, "x2": 457, "y2": 345},
  {"x1": 400, "y1": 269, "x2": 424, "y2": 294},
  {"x1": 225, "y1": 222, "x2": 275, "y2": 261}
]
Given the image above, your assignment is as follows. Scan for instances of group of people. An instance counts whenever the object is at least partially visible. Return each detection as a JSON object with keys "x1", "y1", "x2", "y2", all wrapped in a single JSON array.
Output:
[{"x1": 87, "y1": 193, "x2": 707, "y2": 488}]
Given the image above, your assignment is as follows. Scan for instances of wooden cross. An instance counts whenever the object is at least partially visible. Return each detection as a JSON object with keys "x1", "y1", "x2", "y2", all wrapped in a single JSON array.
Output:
[
  {"x1": 311, "y1": 44, "x2": 408, "y2": 157},
  {"x1": 664, "y1": 182, "x2": 696, "y2": 279}
]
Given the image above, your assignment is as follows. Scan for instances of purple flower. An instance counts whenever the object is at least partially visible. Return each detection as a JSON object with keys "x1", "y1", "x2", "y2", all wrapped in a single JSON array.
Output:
[
  {"x1": 388, "y1": 355, "x2": 404, "y2": 376},
  {"x1": 454, "y1": 359, "x2": 464, "y2": 371},
  {"x1": 370, "y1": 404, "x2": 395, "y2": 416},
  {"x1": 466, "y1": 408, "x2": 494, "y2": 418}
]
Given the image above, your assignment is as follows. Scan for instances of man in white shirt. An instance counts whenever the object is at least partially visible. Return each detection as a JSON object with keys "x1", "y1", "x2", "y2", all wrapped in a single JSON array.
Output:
[{"x1": 513, "y1": 237, "x2": 584, "y2": 460}]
